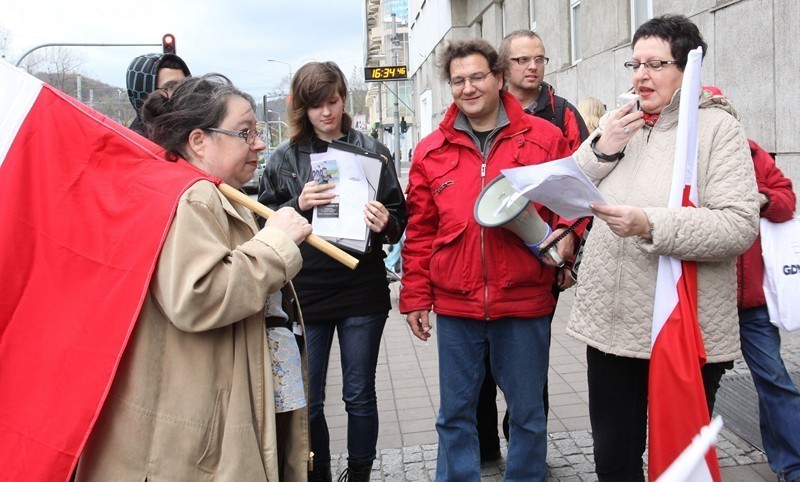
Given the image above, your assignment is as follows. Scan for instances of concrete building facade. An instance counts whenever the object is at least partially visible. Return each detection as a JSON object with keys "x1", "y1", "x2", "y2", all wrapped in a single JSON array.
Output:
[
  {"x1": 365, "y1": 0, "x2": 415, "y2": 165},
  {"x1": 404, "y1": 0, "x2": 799, "y2": 198}
]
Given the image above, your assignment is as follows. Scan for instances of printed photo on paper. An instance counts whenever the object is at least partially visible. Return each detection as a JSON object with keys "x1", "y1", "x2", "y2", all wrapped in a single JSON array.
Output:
[{"x1": 311, "y1": 159, "x2": 340, "y2": 217}]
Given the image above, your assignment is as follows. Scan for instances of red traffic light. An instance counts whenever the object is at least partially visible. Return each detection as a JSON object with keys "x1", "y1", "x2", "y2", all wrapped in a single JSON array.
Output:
[{"x1": 162, "y1": 34, "x2": 176, "y2": 54}]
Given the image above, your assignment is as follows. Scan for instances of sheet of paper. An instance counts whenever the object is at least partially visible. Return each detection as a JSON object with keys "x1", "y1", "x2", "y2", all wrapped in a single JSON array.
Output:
[
  {"x1": 501, "y1": 156, "x2": 609, "y2": 219},
  {"x1": 310, "y1": 149, "x2": 369, "y2": 240}
]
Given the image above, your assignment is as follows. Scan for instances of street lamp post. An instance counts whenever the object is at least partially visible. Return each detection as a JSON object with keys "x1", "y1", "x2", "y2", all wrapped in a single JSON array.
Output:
[
  {"x1": 267, "y1": 109, "x2": 284, "y2": 144},
  {"x1": 15, "y1": 42, "x2": 160, "y2": 67},
  {"x1": 117, "y1": 89, "x2": 123, "y2": 123},
  {"x1": 266, "y1": 59, "x2": 292, "y2": 85}
]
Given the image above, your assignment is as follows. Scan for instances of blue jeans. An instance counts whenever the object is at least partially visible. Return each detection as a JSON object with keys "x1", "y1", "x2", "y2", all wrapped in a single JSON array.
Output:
[
  {"x1": 305, "y1": 314, "x2": 387, "y2": 466},
  {"x1": 436, "y1": 315, "x2": 550, "y2": 482},
  {"x1": 739, "y1": 305, "x2": 800, "y2": 481}
]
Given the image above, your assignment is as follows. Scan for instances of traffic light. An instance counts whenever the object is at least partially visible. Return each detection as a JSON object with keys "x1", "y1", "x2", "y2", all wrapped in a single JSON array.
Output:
[
  {"x1": 400, "y1": 117, "x2": 408, "y2": 134},
  {"x1": 162, "y1": 34, "x2": 176, "y2": 54}
]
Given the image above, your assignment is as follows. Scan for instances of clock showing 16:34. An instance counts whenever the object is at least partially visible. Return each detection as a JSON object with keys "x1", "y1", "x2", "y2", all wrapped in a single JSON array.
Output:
[{"x1": 364, "y1": 65, "x2": 408, "y2": 82}]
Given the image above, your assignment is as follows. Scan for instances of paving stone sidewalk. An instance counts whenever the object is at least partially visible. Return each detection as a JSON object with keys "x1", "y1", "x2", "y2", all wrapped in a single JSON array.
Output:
[{"x1": 329, "y1": 425, "x2": 769, "y2": 481}]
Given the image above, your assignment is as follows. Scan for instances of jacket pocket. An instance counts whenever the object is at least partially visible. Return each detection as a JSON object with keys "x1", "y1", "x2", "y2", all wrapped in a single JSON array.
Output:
[
  {"x1": 491, "y1": 229, "x2": 546, "y2": 290},
  {"x1": 425, "y1": 146, "x2": 459, "y2": 181},
  {"x1": 430, "y1": 221, "x2": 469, "y2": 293},
  {"x1": 197, "y1": 388, "x2": 231, "y2": 474}
]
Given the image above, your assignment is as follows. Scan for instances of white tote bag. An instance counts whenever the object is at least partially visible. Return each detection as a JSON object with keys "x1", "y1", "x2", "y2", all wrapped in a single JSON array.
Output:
[{"x1": 760, "y1": 217, "x2": 800, "y2": 331}]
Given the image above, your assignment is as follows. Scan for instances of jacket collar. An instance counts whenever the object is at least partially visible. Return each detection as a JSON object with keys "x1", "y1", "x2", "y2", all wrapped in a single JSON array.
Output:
[
  {"x1": 522, "y1": 81, "x2": 556, "y2": 116},
  {"x1": 439, "y1": 90, "x2": 529, "y2": 145},
  {"x1": 213, "y1": 187, "x2": 258, "y2": 234},
  {"x1": 647, "y1": 87, "x2": 741, "y2": 132},
  {"x1": 297, "y1": 129, "x2": 362, "y2": 155}
]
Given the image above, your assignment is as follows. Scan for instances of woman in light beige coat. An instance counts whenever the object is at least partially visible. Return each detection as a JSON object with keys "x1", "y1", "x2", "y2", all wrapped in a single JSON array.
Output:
[
  {"x1": 76, "y1": 74, "x2": 313, "y2": 481},
  {"x1": 565, "y1": 15, "x2": 759, "y2": 481}
]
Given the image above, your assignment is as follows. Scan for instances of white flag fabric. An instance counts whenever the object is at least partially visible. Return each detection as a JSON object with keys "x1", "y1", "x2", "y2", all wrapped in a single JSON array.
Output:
[{"x1": 647, "y1": 47, "x2": 722, "y2": 482}]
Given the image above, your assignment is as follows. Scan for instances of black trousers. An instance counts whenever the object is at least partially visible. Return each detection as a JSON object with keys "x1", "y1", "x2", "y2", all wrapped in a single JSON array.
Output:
[{"x1": 586, "y1": 345, "x2": 732, "y2": 482}]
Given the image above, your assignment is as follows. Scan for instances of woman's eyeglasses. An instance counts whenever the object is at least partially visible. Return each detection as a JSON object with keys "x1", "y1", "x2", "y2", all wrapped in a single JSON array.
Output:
[
  {"x1": 207, "y1": 127, "x2": 264, "y2": 145},
  {"x1": 623, "y1": 60, "x2": 679, "y2": 72}
]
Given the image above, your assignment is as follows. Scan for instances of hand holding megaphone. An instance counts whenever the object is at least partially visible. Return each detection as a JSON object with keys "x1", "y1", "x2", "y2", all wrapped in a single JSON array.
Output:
[{"x1": 474, "y1": 174, "x2": 569, "y2": 267}]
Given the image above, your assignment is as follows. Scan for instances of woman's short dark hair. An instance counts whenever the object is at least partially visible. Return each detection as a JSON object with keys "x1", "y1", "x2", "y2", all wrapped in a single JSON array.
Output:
[
  {"x1": 141, "y1": 73, "x2": 255, "y2": 162},
  {"x1": 632, "y1": 14, "x2": 708, "y2": 71},
  {"x1": 288, "y1": 61, "x2": 352, "y2": 145},
  {"x1": 438, "y1": 38, "x2": 507, "y2": 84}
]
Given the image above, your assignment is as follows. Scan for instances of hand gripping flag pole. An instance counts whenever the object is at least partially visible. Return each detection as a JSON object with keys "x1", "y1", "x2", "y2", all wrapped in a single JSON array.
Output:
[{"x1": 217, "y1": 184, "x2": 358, "y2": 269}]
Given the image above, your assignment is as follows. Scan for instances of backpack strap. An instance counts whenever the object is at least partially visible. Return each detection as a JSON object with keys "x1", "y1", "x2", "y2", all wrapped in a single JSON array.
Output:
[{"x1": 552, "y1": 95, "x2": 568, "y2": 137}]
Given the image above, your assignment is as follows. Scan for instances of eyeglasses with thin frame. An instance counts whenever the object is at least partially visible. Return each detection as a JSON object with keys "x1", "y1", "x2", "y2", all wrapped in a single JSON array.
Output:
[
  {"x1": 623, "y1": 60, "x2": 679, "y2": 72},
  {"x1": 509, "y1": 56, "x2": 549, "y2": 67},
  {"x1": 206, "y1": 127, "x2": 264, "y2": 145},
  {"x1": 449, "y1": 71, "x2": 494, "y2": 90}
]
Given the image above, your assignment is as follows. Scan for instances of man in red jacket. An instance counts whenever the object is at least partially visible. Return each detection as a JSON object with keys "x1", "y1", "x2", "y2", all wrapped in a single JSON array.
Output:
[
  {"x1": 738, "y1": 141, "x2": 800, "y2": 479},
  {"x1": 400, "y1": 39, "x2": 575, "y2": 481},
  {"x1": 703, "y1": 85, "x2": 800, "y2": 482},
  {"x1": 478, "y1": 30, "x2": 592, "y2": 459},
  {"x1": 500, "y1": 30, "x2": 589, "y2": 152}
]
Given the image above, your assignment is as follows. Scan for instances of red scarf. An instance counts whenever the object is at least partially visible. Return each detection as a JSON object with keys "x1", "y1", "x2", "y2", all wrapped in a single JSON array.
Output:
[{"x1": 642, "y1": 112, "x2": 660, "y2": 127}]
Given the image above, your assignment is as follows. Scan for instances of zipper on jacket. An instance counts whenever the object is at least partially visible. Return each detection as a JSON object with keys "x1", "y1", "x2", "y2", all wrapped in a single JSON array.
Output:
[
  {"x1": 610, "y1": 236, "x2": 625, "y2": 337},
  {"x1": 480, "y1": 160, "x2": 490, "y2": 320},
  {"x1": 280, "y1": 168, "x2": 298, "y2": 179}
]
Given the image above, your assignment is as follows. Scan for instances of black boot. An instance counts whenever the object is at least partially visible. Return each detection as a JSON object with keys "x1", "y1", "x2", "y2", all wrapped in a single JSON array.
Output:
[
  {"x1": 308, "y1": 463, "x2": 332, "y2": 482},
  {"x1": 336, "y1": 461, "x2": 372, "y2": 482}
]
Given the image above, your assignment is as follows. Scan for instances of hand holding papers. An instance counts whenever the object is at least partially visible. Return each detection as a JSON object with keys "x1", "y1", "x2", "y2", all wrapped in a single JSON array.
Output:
[
  {"x1": 309, "y1": 142, "x2": 385, "y2": 253},
  {"x1": 501, "y1": 156, "x2": 609, "y2": 219}
]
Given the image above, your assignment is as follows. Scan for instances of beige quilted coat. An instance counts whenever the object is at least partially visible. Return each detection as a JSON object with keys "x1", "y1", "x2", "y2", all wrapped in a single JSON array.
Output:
[{"x1": 566, "y1": 90, "x2": 759, "y2": 362}]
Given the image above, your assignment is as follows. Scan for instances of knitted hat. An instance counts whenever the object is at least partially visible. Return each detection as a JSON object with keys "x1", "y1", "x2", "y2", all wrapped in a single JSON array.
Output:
[{"x1": 126, "y1": 53, "x2": 191, "y2": 111}]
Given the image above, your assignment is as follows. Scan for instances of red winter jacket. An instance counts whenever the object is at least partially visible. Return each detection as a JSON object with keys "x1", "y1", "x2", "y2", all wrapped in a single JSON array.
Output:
[
  {"x1": 399, "y1": 91, "x2": 571, "y2": 320},
  {"x1": 525, "y1": 82, "x2": 589, "y2": 153},
  {"x1": 737, "y1": 140, "x2": 796, "y2": 308}
]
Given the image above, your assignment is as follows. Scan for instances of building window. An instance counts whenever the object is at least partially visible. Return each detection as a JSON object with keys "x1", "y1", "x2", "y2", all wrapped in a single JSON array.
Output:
[
  {"x1": 570, "y1": 0, "x2": 581, "y2": 62},
  {"x1": 501, "y1": 1, "x2": 506, "y2": 38},
  {"x1": 631, "y1": 0, "x2": 652, "y2": 38},
  {"x1": 530, "y1": 0, "x2": 537, "y2": 31}
]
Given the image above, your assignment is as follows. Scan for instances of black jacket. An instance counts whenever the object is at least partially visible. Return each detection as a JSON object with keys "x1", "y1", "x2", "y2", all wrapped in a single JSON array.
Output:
[{"x1": 257, "y1": 129, "x2": 407, "y2": 321}]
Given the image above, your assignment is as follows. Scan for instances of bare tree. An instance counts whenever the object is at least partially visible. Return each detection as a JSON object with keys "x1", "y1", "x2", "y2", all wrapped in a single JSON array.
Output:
[
  {"x1": 42, "y1": 47, "x2": 84, "y2": 92},
  {"x1": 348, "y1": 65, "x2": 368, "y2": 117},
  {"x1": 349, "y1": 65, "x2": 366, "y2": 91},
  {"x1": 266, "y1": 74, "x2": 291, "y2": 98},
  {"x1": 0, "y1": 25, "x2": 10, "y2": 60}
]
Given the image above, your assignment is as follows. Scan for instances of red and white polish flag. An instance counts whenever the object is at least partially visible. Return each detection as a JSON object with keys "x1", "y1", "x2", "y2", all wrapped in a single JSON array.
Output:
[
  {"x1": 0, "y1": 60, "x2": 208, "y2": 481},
  {"x1": 647, "y1": 47, "x2": 722, "y2": 482}
]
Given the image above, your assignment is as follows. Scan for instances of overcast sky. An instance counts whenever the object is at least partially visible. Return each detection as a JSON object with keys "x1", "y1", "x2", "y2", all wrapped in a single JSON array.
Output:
[{"x1": 1, "y1": 0, "x2": 366, "y2": 100}]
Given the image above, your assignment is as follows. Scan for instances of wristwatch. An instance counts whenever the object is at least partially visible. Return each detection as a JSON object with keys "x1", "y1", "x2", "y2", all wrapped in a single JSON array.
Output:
[{"x1": 591, "y1": 136, "x2": 625, "y2": 162}]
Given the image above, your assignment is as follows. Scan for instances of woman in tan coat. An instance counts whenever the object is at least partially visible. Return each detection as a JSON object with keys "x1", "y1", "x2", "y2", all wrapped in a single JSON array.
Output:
[{"x1": 76, "y1": 74, "x2": 312, "y2": 481}]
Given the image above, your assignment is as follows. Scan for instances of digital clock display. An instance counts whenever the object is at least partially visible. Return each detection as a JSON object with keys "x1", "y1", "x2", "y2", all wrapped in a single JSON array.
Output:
[{"x1": 364, "y1": 65, "x2": 408, "y2": 82}]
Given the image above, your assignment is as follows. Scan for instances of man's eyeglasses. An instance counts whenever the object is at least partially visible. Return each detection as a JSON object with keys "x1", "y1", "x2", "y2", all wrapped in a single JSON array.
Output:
[
  {"x1": 623, "y1": 60, "x2": 679, "y2": 72},
  {"x1": 509, "y1": 56, "x2": 549, "y2": 67},
  {"x1": 449, "y1": 71, "x2": 493, "y2": 90},
  {"x1": 207, "y1": 127, "x2": 264, "y2": 145}
]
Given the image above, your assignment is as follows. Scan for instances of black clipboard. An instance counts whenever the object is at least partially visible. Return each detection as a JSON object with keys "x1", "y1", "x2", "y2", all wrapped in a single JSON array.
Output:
[{"x1": 309, "y1": 140, "x2": 386, "y2": 253}]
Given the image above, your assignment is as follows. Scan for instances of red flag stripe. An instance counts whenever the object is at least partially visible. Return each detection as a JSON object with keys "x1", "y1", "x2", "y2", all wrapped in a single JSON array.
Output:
[
  {"x1": 648, "y1": 261, "x2": 720, "y2": 481},
  {"x1": 0, "y1": 63, "x2": 208, "y2": 480}
]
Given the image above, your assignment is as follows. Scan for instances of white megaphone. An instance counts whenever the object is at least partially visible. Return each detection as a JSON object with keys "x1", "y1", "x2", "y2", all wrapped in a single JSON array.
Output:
[{"x1": 474, "y1": 174, "x2": 559, "y2": 263}]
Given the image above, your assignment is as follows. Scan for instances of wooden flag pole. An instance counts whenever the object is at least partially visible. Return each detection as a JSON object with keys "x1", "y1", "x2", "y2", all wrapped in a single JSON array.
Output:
[{"x1": 218, "y1": 183, "x2": 359, "y2": 270}]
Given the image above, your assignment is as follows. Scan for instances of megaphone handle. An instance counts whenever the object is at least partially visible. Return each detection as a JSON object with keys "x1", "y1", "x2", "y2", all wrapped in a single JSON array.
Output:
[{"x1": 537, "y1": 216, "x2": 590, "y2": 260}]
